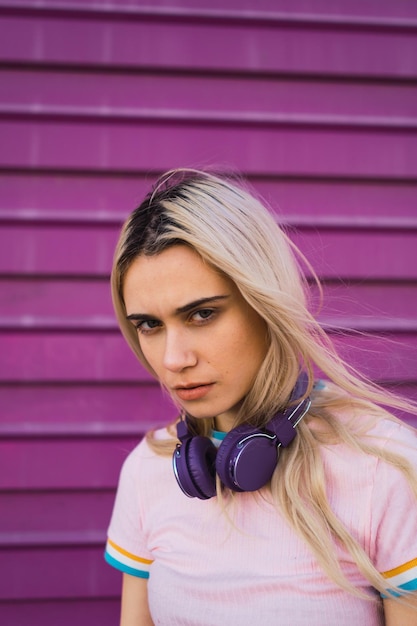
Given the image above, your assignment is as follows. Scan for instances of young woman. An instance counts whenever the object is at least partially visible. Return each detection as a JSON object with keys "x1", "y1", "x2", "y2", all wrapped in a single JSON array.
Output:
[{"x1": 105, "y1": 169, "x2": 417, "y2": 625}]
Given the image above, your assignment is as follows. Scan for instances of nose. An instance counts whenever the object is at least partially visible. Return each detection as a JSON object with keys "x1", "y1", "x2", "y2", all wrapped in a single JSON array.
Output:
[{"x1": 162, "y1": 328, "x2": 197, "y2": 372}]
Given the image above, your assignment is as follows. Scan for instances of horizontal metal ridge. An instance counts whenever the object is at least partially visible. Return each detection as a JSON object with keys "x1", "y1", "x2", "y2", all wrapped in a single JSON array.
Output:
[
  {"x1": 318, "y1": 317, "x2": 417, "y2": 334},
  {"x1": 1, "y1": 166, "x2": 416, "y2": 184},
  {"x1": 2, "y1": 209, "x2": 417, "y2": 231},
  {"x1": 2, "y1": 104, "x2": 417, "y2": 131},
  {"x1": 0, "y1": 316, "x2": 117, "y2": 331},
  {"x1": 1, "y1": 1, "x2": 417, "y2": 32},
  {"x1": 283, "y1": 215, "x2": 417, "y2": 231},
  {"x1": 0, "y1": 529, "x2": 106, "y2": 548},
  {"x1": 0, "y1": 209, "x2": 123, "y2": 226},
  {"x1": 0, "y1": 422, "x2": 148, "y2": 438}
]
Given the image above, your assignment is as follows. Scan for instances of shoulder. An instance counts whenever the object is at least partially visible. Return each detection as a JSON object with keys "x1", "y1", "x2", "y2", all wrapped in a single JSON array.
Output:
[
  {"x1": 120, "y1": 427, "x2": 174, "y2": 477},
  {"x1": 319, "y1": 415, "x2": 417, "y2": 499},
  {"x1": 366, "y1": 417, "x2": 417, "y2": 459}
]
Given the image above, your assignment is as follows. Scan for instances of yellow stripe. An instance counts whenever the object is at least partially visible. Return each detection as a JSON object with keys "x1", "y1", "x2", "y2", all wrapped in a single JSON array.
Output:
[
  {"x1": 382, "y1": 557, "x2": 417, "y2": 579},
  {"x1": 107, "y1": 538, "x2": 153, "y2": 565}
]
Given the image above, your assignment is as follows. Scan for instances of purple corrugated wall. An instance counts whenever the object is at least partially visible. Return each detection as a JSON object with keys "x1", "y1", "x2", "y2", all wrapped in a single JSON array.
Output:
[{"x1": 1, "y1": 1, "x2": 416, "y2": 623}]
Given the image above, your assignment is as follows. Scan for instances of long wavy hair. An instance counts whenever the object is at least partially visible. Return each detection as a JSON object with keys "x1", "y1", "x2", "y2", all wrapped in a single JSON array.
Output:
[{"x1": 111, "y1": 168, "x2": 417, "y2": 600}]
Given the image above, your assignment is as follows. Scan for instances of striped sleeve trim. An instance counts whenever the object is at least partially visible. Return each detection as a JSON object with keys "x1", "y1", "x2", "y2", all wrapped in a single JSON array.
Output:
[
  {"x1": 104, "y1": 537, "x2": 153, "y2": 579},
  {"x1": 382, "y1": 557, "x2": 417, "y2": 595}
]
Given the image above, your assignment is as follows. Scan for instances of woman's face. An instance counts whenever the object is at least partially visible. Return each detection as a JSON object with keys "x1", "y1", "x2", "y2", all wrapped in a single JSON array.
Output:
[{"x1": 123, "y1": 245, "x2": 268, "y2": 432}]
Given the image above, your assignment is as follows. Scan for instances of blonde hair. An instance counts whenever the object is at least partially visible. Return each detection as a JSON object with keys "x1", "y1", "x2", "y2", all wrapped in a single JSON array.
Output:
[{"x1": 111, "y1": 168, "x2": 417, "y2": 600}]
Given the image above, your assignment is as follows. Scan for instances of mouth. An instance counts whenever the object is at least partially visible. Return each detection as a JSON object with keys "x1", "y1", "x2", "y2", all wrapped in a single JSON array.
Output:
[{"x1": 173, "y1": 383, "x2": 214, "y2": 402}]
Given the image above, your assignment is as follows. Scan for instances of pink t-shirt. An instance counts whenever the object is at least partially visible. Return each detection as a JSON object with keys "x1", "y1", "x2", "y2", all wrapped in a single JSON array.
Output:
[{"x1": 105, "y1": 418, "x2": 417, "y2": 625}]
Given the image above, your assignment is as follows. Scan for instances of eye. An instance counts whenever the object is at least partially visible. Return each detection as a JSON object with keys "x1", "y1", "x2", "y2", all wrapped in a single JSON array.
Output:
[
  {"x1": 135, "y1": 319, "x2": 161, "y2": 335},
  {"x1": 191, "y1": 308, "x2": 215, "y2": 323}
]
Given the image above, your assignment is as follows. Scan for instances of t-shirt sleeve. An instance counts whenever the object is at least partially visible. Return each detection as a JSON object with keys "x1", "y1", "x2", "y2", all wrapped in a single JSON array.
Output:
[
  {"x1": 370, "y1": 423, "x2": 417, "y2": 594},
  {"x1": 104, "y1": 442, "x2": 154, "y2": 579}
]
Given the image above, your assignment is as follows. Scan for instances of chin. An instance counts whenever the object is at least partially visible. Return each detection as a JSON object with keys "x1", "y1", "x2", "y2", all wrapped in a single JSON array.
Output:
[{"x1": 183, "y1": 409, "x2": 214, "y2": 421}]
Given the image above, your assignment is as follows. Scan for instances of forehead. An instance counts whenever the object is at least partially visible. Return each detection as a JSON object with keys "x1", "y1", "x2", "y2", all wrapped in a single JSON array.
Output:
[{"x1": 123, "y1": 245, "x2": 232, "y2": 313}]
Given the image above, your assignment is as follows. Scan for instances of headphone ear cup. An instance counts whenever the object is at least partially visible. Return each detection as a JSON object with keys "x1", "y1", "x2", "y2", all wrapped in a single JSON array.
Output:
[
  {"x1": 216, "y1": 426, "x2": 279, "y2": 492},
  {"x1": 173, "y1": 436, "x2": 217, "y2": 500}
]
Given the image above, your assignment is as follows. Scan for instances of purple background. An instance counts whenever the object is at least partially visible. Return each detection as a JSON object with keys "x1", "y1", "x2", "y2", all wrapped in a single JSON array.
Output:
[{"x1": 1, "y1": 1, "x2": 417, "y2": 623}]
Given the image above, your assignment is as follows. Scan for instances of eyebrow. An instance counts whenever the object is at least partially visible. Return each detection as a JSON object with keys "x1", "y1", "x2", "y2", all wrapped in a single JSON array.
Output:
[{"x1": 126, "y1": 295, "x2": 230, "y2": 321}]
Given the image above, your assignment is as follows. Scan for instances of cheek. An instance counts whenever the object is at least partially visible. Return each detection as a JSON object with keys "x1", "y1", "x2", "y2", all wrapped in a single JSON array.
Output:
[
  {"x1": 222, "y1": 328, "x2": 266, "y2": 378},
  {"x1": 238, "y1": 321, "x2": 268, "y2": 361},
  {"x1": 137, "y1": 339, "x2": 162, "y2": 375}
]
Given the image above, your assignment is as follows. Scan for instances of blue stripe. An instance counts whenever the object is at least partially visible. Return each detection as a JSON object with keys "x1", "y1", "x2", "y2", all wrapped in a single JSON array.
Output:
[
  {"x1": 381, "y1": 578, "x2": 417, "y2": 598},
  {"x1": 104, "y1": 550, "x2": 150, "y2": 579},
  {"x1": 399, "y1": 578, "x2": 417, "y2": 592},
  {"x1": 212, "y1": 429, "x2": 227, "y2": 441}
]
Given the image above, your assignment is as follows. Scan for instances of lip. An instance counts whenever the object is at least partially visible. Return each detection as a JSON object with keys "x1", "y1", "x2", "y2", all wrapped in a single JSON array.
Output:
[{"x1": 173, "y1": 383, "x2": 214, "y2": 402}]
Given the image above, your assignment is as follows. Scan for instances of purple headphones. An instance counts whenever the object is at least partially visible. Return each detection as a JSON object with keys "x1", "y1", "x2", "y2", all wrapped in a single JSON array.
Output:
[{"x1": 172, "y1": 372, "x2": 311, "y2": 499}]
